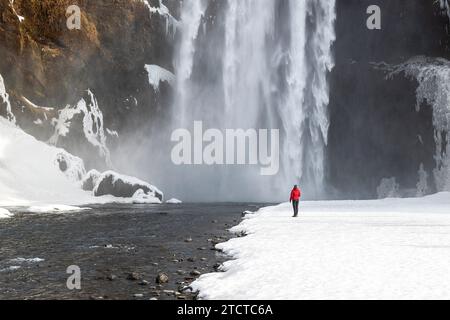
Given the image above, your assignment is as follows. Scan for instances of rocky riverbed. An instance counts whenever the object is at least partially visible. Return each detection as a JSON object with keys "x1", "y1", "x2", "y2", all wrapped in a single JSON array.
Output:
[{"x1": 0, "y1": 203, "x2": 264, "y2": 300}]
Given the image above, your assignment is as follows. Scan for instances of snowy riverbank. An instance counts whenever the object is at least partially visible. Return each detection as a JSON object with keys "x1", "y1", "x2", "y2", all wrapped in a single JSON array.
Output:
[
  {"x1": 0, "y1": 117, "x2": 163, "y2": 210},
  {"x1": 192, "y1": 193, "x2": 450, "y2": 300}
]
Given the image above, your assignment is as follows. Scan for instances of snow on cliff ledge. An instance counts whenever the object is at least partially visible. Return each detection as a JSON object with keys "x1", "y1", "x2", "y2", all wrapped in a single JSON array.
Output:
[
  {"x1": 0, "y1": 117, "x2": 162, "y2": 207},
  {"x1": 192, "y1": 193, "x2": 450, "y2": 300}
]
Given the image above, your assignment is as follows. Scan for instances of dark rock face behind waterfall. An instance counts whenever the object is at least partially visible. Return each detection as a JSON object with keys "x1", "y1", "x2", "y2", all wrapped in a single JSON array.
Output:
[{"x1": 328, "y1": 0, "x2": 450, "y2": 199}]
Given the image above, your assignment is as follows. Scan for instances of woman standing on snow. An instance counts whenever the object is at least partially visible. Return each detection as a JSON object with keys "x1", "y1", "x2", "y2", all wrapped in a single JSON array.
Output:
[{"x1": 290, "y1": 185, "x2": 301, "y2": 217}]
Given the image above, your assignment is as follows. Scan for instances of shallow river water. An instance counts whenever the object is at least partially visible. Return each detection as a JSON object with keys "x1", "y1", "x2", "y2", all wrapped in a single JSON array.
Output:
[{"x1": 0, "y1": 203, "x2": 265, "y2": 300}]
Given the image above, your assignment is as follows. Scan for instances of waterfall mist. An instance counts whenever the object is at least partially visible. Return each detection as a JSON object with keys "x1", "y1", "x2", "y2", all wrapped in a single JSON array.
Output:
[{"x1": 122, "y1": 0, "x2": 336, "y2": 202}]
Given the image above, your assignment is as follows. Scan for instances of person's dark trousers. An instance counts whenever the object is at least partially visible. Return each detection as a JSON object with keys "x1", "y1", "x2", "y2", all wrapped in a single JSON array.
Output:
[{"x1": 292, "y1": 200, "x2": 299, "y2": 217}]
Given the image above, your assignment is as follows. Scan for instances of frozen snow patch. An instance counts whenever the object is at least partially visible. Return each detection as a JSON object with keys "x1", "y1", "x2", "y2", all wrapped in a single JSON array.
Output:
[
  {"x1": 131, "y1": 189, "x2": 162, "y2": 204},
  {"x1": 0, "y1": 266, "x2": 21, "y2": 273},
  {"x1": 0, "y1": 74, "x2": 16, "y2": 123},
  {"x1": 27, "y1": 205, "x2": 91, "y2": 214},
  {"x1": 9, "y1": 0, "x2": 24, "y2": 23},
  {"x1": 0, "y1": 208, "x2": 13, "y2": 219},
  {"x1": 141, "y1": 0, "x2": 179, "y2": 36},
  {"x1": 9, "y1": 257, "x2": 45, "y2": 264},
  {"x1": 166, "y1": 198, "x2": 182, "y2": 204},
  {"x1": 49, "y1": 90, "x2": 112, "y2": 167},
  {"x1": 145, "y1": 65, "x2": 175, "y2": 92}
]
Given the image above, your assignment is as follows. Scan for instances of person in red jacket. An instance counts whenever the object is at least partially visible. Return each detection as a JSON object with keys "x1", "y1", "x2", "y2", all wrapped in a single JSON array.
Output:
[{"x1": 290, "y1": 185, "x2": 301, "y2": 217}]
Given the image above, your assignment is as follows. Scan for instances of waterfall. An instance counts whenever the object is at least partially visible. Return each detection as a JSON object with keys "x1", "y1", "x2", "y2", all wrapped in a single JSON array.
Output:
[
  {"x1": 174, "y1": 0, "x2": 207, "y2": 125},
  {"x1": 166, "y1": 0, "x2": 336, "y2": 201},
  {"x1": 284, "y1": 1, "x2": 336, "y2": 193}
]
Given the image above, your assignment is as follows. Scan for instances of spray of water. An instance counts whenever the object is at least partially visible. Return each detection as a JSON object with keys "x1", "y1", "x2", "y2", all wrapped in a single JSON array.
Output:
[{"x1": 138, "y1": 0, "x2": 336, "y2": 202}]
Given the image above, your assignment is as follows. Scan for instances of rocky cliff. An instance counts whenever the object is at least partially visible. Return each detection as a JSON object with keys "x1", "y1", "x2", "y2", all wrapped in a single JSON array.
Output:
[
  {"x1": 0, "y1": 0, "x2": 179, "y2": 169},
  {"x1": 328, "y1": 0, "x2": 450, "y2": 198},
  {"x1": 1, "y1": 0, "x2": 450, "y2": 200}
]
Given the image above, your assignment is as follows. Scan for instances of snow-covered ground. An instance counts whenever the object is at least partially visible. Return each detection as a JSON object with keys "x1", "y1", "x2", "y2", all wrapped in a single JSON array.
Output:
[
  {"x1": 193, "y1": 193, "x2": 450, "y2": 300},
  {"x1": 26, "y1": 205, "x2": 92, "y2": 214}
]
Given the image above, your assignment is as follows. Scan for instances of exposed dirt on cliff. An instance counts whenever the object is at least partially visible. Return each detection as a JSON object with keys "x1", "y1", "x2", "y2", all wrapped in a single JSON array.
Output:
[{"x1": 0, "y1": 0, "x2": 178, "y2": 168}]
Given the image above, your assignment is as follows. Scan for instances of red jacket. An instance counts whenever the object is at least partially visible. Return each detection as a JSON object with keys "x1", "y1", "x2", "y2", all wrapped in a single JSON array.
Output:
[{"x1": 290, "y1": 188, "x2": 301, "y2": 201}]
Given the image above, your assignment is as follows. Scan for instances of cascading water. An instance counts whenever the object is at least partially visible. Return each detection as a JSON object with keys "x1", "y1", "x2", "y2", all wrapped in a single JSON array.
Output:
[
  {"x1": 158, "y1": 0, "x2": 336, "y2": 201},
  {"x1": 173, "y1": 0, "x2": 207, "y2": 125}
]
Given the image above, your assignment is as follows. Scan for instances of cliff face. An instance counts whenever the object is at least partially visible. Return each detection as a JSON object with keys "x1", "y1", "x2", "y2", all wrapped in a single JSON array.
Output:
[
  {"x1": 0, "y1": 0, "x2": 179, "y2": 168},
  {"x1": 2, "y1": 0, "x2": 450, "y2": 199},
  {"x1": 328, "y1": 0, "x2": 450, "y2": 198}
]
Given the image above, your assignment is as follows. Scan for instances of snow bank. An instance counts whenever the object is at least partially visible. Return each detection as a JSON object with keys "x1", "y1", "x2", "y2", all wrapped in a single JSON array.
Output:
[
  {"x1": 0, "y1": 208, "x2": 13, "y2": 219},
  {"x1": 131, "y1": 189, "x2": 162, "y2": 204},
  {"x1": 0, "y1": 117, "x2": 95, "y2": 207},
  {"x1": 27, "y1": 205, "x2": 91, "y2": 214},
  {"x1": 93, "y1": 171, "x2": 163, "y2": 203},
  {"x1": 193, "y1": 193, "x2": 450, "y2": 300},
  {"x1": 0, "y1": 117, "x2": 163, "y2": 208},
  {"x1": 9, "y1": 257, "x2": 44, "y2": 264},
  {"x1": 166, "y1": 198, "x2": 182, "y2": 204}
]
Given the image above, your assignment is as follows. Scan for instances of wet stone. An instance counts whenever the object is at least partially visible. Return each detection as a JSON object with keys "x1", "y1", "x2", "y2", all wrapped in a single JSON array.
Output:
[
  {"x1": 139, "y1": 280, "x2": 149, "y2": 286},
  {"x1": 127, "y1": 272, "x2": 142, "y2": 281},
  {"x1": 156, "y1": 272, "x2": 169, "y2": 284}
]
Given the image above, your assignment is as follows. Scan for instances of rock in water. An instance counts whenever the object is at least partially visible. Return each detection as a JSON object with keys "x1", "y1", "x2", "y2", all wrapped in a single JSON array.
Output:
[
  {"x1": 107, "y1": 274, "x2": 117, "y2": 281},
  {"x1": 139, "y1": 280, "x2": 149, "y2": 286},
  {"x1": 93, "y1": 171, "x2": 163, "y2": 201},
  {"x1": 127, "y1": 272, "x2": 142, "y2": 281},
  {"x1": 156, "y1": 272, "x2": 169, "y2": 284}
]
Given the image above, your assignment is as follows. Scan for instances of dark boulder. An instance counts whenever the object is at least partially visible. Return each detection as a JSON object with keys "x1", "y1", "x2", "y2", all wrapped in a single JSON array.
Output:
[{"x1": 93, "y1": 171, "x2": 163, "y2": 201}]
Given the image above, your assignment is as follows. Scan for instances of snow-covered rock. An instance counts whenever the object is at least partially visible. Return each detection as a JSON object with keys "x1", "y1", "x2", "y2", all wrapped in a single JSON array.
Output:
[
  {"x1": 132, "y1": 189, "x2": 162, "y2": 204},
  {"x1": 0, "y1": 117, "x2": 94, "y2": 206},
  {"x1": 166, "y1": 198, "x2": 182, "y2": 204},
  {"x1": 0, "y1": 74, "x2": 16, "y2": 123},
  {"x1": 141, "y1": 0, "x2": 179, "y2": 36},
  {"x1": 55, "y1": 152, "x2": 86, "y2": 182},
  {"x1": 81, "y1": 169, "x2": 102, "y2": 191},
  {"x1": 9, "y1": 258, "x2": 44, "y2": 264},
  {"x1": 48, "y1": 90, "x2": 112, "y2": 167},
  {"x1": 145, "y1": 64, "x2": 175, "y2": 92},
  {"x1": 0, "y1": 117, "x2": 164, "y2": 207},
  {"x1": 93, "y1": 171, "x2": 163, "y2": 202}
]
